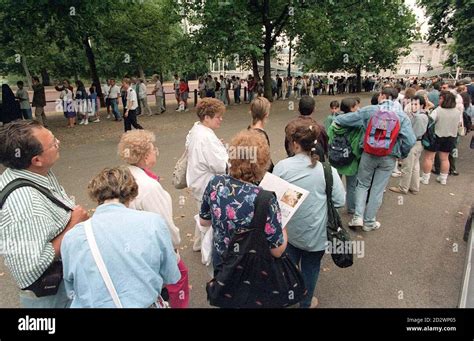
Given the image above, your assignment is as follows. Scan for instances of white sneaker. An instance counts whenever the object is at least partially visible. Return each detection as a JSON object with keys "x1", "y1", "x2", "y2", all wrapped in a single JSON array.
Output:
[
  {"x1": 84, "y1": 119, "x2": 88, "y2": 125},
  {"x1": 420, "y1": 173, "x2": 430, "y2": 185},
  {"x1": 92, "y1": 119, "x2": 100, "y2": 123},
  {"x1": 391, "y1": 171, "x2": 402, "y2": 178},
  {"x1": 362, "y1": 221, "x2": 381, "y2": 232},
  {"x1": 79, "y1": 119, "x2": 85, "y2": 125},
  {"x1": 348, "y1": 217, "x2": 363, "y2": 228},
  {"x1": 436, "y1": 175, "x2": 447, "y2": 185},
  {"x1": 107, "y1": 114, "x2": 111, "y2": 119}
]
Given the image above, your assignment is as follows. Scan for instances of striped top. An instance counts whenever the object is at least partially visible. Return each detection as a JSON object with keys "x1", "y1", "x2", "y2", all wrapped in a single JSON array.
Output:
[{"x1": 0, "y1": 168, "x2": 75, "y2": 288}]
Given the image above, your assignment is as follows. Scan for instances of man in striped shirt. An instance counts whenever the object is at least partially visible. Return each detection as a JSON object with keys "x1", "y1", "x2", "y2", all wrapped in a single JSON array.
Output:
[{"x1": 0, "y1": 121, "x2": 88, "y2": 308}]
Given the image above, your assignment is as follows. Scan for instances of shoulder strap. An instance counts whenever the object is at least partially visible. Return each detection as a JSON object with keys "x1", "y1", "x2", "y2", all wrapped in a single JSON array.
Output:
[
  {"x1": 249, "y1": 189, "x2": 275, "y2": 230},
  {"x1": 322, "y1": 162, "x2": 333, "y2": 200},
  {"x1": 0, "y1": 178, "x2": 72, "y2": 211},
  {"x1": 84, "y1": 219, "x2": 123, "y2": 308}
]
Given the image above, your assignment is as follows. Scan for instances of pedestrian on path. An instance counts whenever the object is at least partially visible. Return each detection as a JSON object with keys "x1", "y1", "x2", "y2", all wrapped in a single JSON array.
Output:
[{"x1": 122, "y1": 78, "x2": 143, "y2": 132}]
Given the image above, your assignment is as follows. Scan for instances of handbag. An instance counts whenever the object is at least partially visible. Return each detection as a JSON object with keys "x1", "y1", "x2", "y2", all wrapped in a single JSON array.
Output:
[
  {"x1": 206, "y1": 190, "x2": 306, "y2": 308},
  {"x1": 322, "y1": 162, "x2": 354, "y2": 268},
  {"x1": 458, "y1": 122, "x2": 465, "y2": 137},
  {"x1": 172, "y1": 149, "x2": 188, "y2": 189},
  {"x1": 0, "y1": 178, "x2": 72, "y2": 297},
  {"x1": 195, "y1": 214, "x2": 213, "y2": 266}
]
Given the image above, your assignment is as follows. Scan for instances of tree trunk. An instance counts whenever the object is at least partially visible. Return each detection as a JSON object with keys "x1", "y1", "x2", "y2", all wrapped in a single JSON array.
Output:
[
  {"x1": 20, "y1": 54, "x2": 33, "y2": 89},
  {"x1": 287, "y1": 40, "x2": 292, "y2": 77},
  {"x1": 356, "y1": 66, "x2": 362, "y2": 93},
  {"x1": 263, "y1": 50, "x2": 272, "y2": 100},
  {"x1": 251, "y1": 54, "x2": 260, "y2": 79},
  {"x1": 138, "y1": 65, "x2": 146, "y2": 80},
  {"x1": 262, "y1": 0, "x2": 273, "y2": 100},
  {"x1": 82, "y1": 36, "x2": 105, "y2": 107},
  {"x1": 40, "y1": 68, "x2": 51, "y2": 86}
]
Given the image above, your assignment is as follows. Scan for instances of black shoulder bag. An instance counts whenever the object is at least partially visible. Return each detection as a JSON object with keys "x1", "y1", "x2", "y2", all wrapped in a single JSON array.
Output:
[
  {"x1": 322, "y1": 162, "x2": 354, "y2": 268},
  {"x1": 0, "y1": 178, "x2": 72, "y2": 297},
  {"x1": 206, "y1": 190, "x2": 306, "y2": 308}
]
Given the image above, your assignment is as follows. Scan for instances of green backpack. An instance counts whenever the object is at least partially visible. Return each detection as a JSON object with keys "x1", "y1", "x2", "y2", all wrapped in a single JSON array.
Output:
[{"x1": 421, "y1": 113, "x2": 436, "y2": 149}]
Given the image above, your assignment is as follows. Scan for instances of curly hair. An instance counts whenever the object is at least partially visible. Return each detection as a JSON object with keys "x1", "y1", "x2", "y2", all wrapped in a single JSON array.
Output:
[
  {"x1": 229, "y1": 130, "x2": 270, "y2": 184},
  {"x1": 88, "y1": 166, "x2": 138, "y2": 205},
  {"x1": 440, "y1": 90, "x2": 456, "y2": 109},
  {"x1": 196, "y1": 97, "x2": 225, "y2": 121},
  {"x1": 118, "y1": 130, "x2": 156, "y2": 165}
]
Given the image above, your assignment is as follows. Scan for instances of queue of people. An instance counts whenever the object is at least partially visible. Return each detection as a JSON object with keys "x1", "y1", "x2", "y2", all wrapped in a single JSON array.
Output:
[{"x1": 0, "y1": 76, "x2": 471, "y2": 308}]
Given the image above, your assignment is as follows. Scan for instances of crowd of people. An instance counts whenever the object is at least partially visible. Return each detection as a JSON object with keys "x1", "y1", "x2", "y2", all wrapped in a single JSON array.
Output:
[{"x1": 0, "y1": 72, "x2": 473, "y2": 308}]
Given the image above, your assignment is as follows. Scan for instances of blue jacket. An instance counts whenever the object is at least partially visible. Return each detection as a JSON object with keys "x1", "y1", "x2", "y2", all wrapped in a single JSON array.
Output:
[{"x1": 333, "y1": 100, "x2": 416, "y2": 159}]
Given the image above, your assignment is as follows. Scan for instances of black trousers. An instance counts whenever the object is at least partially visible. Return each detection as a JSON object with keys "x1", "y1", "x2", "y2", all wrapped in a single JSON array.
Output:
[{"x1": 124, "y1": 109, "x2": 143, "y2": 132}]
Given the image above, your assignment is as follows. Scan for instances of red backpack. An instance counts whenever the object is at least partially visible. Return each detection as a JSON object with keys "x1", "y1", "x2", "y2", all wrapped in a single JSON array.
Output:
[{"x1": 363, "y1": 107, "x2": 400, "y2": 156}]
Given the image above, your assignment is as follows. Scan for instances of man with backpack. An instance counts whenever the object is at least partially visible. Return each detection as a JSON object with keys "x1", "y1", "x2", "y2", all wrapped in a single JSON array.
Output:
[
  {"x1": 0, "y1": 120, "x2": 88, "y2": 307},
  {"x1": 333, "y1": 87, "x2": 416, "y2": 232}
]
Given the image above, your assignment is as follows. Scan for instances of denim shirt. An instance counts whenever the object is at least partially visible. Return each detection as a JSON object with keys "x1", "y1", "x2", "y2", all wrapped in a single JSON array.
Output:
[
  {"x1": 333, "y1": 100, "x2": 416, "y2": 159},
  {"x1": 61, "y1": 203, "x2": 180, "y2": 308}
]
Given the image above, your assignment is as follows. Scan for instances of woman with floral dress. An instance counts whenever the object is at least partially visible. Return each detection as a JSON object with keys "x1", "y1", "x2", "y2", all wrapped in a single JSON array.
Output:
[{"x1": 199, "y1": 129, "x2": 287, "y2": 273}]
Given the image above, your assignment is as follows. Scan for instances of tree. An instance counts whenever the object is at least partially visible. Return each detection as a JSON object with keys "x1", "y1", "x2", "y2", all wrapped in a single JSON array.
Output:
[
  {"x1": 0, "y1": 0, "x2": 186, "y2": 103},
  {"x1": 296, "y1": 0, "x2": 418, "y2": 91},
  {"x1": 184, "y1": 0, "x2": 313, "y2": 100},
  {"x1": 417, "y1": 0, "x2": 474, "y2": 69}
]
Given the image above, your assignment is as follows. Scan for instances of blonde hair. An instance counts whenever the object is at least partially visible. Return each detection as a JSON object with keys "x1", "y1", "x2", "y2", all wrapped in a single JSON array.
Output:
[
  {"x1": 118, "y1": 130, "x2": 156, "y2": 165},
  {"x1": 229, "y1": 130, "x2": 270, "y2": 184},
  {"x1": 88, "y1": 166, "x2": 138, "y2": 205},
  {"x1": 196, "y1": 98, "x2": 225, "y2": 121},
  {"x1": 250, "y1": 97, "x2": 271, "y2": 125}
]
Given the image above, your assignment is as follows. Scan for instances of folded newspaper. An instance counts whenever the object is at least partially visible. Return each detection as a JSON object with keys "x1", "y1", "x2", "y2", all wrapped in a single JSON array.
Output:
[{"x1": 259, "y1": 172, "x2": 309, "y2": 227}]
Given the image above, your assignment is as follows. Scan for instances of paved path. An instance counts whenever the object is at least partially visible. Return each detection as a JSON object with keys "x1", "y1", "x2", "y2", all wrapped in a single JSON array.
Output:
[{"x1": 0, "y1": 93, "x2": 472, "y2": 308}]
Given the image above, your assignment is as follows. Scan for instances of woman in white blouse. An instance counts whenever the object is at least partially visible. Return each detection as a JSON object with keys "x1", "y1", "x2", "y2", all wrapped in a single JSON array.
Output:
[
  {"x1": 185, "y1": 98, "x2": 228, "y2": 251},
  {"x1": 118, "y1": 130, "x2": 188, "y2": 308}
]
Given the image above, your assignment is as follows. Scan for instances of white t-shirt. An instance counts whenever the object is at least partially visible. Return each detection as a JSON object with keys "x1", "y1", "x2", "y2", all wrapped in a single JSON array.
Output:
[
  {"x1": 138, "y1": 83, "x2": 147, "y2": 99},
  {"x1": 126, "y1": 87, "x2": 138, "y2": 110},
  {"x1": 185, "y1": 122, "x2": 228, "y2": 201},
  {"x1": 102, "y1": 84, "x2": 110, "y2": 99},
  {"x1": 108, "y1": 85, "x2": 121, "y2": 99},
  {"x1": 16, "y1": 89, "x2": 30, "y2": 109},
  {"x1": 154, "y1": 80, "x2": 163, "y2": 96}
]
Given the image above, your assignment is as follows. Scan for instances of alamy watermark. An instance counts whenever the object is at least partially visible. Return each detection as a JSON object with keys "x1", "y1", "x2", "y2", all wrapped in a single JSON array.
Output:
[
  {"x1": 325, "y1": 239, "x2": 365, "y2": 259},
  {"x1": 225, "y1": 143, "x2": 258, "y2": 163}
]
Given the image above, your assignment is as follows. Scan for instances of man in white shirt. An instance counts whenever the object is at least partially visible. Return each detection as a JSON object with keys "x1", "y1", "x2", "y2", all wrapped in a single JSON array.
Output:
[
  {"x1": 138, "y1": 79, "x2": 152, "y2": 116},
  {"x1": 152, "y1": 74, "x2": 165, "y2": 114},
  {"x1": 108, "y1": 79, "x2": 122, "y2": 121},
  {"x1": 122, "y1": 78, "x2": 143, "y2": 132}
]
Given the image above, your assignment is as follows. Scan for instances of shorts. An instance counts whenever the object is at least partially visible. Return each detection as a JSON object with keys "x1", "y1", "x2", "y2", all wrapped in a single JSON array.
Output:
[
  {"x1": 105, "y1": 98, "x2": 111, "y2": 107},
  {"x1": 64, "y1": 110, "x2": 76, "y2": 118},
  {"x1": 434, "y1": 135, "x2": 457, "y2": 153},
  {"x1": 181, "y1": 92, "x2": 189, "y2": 100}
]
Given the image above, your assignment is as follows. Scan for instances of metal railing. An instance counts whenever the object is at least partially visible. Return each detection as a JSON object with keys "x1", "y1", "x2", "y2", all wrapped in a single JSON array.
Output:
[{"x1": 459, "y1": 206, "x2": 473, "y2": 308}]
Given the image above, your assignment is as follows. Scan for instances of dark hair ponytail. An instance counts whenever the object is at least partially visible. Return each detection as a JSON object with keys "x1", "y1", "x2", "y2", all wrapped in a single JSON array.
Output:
[{"x1": 285, "y1": 117, "x2": 321, "y2": 168}]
